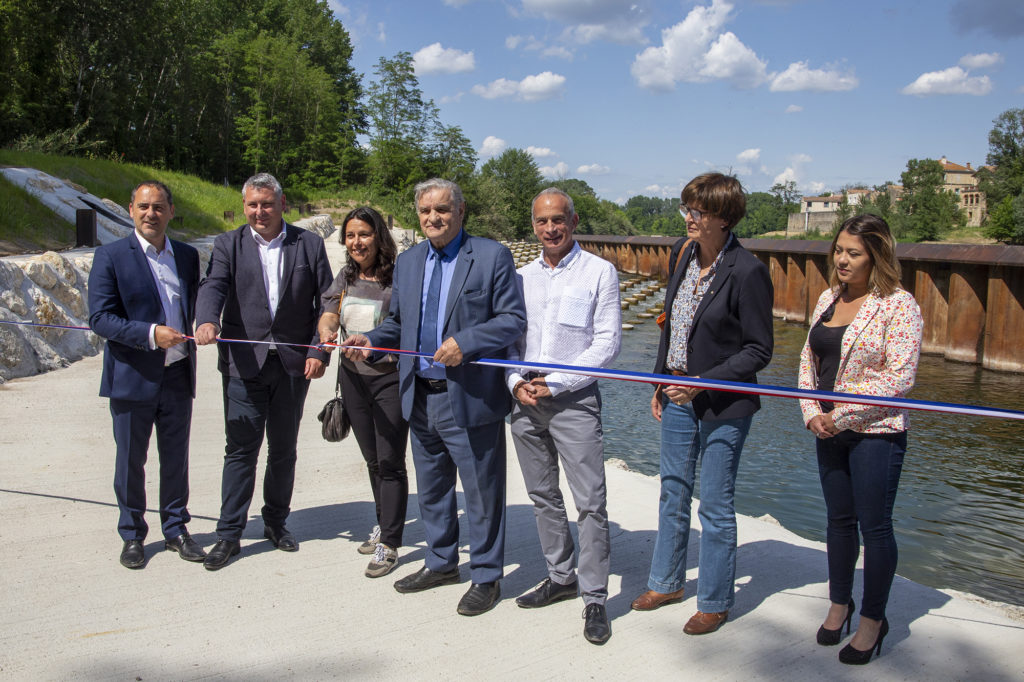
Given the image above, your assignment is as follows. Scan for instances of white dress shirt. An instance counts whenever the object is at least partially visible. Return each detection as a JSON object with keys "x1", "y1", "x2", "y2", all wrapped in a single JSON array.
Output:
[
  {"x1": 135, "y1": 230, "x2": 187, "y2": 366},
  {"x1": 507, "y1": 242, "x2": 622, "y2": 396},
  {"x1": 250, "y1": 226, "x2": 286, "y2": 321}
]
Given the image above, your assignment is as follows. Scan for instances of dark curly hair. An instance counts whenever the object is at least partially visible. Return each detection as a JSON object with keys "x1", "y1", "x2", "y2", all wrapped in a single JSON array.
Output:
[{"x1": 341, "y1": 206, "x2": 397, "y2": 288}]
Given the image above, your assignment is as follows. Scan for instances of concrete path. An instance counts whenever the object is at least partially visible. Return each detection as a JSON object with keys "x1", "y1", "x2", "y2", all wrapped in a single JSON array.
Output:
[{"x1": 1, "y1": 232, "x2": 1022, "y2": 680}]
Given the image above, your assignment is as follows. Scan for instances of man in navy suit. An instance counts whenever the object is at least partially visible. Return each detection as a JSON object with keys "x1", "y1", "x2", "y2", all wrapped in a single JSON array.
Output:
[
  {"x1": 343, "y1": 178, "x2": 526, "y2": 616},
  {"x1": 195, "y1": 173, "x2": 333, "y2": 570},
  {"x1": 88, "y1": 181, "x2": 204, "y2": 569}
]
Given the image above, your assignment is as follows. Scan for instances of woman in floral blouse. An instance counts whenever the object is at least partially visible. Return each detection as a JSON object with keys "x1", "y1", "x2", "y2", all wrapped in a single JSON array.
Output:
[{"x1": 798, "y1": 213, "x2": 923, "y2": 665}]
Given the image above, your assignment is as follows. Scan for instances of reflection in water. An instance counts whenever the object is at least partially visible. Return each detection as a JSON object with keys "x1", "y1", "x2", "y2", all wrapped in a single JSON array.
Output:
[{"x1": 603, "y1": 289, "x2": 1024, "y2": 606}]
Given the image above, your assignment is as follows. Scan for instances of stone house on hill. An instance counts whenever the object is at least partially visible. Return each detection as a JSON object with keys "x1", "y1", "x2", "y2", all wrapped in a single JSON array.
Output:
[{"x1": 938, "y1": 156, "x2": 986, "y2": 227}]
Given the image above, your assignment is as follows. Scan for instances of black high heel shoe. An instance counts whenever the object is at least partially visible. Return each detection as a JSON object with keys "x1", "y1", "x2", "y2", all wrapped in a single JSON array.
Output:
[
  {"x1": 816, "y1": 599, "x2": 855, "y2": 646},
  {"x1": 839, "y1": 618, "x2": 889, "y2": 665}
]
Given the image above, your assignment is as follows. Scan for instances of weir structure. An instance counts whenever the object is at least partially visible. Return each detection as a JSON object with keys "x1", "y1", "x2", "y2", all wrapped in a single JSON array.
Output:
[{"x1": 576, "y1": 235, "x2": 1024, "y2": 373}]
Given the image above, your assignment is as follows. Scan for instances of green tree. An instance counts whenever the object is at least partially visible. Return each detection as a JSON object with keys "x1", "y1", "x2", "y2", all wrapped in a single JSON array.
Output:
[
  {"x1": 426, "y1": 124, "x2": 477, "y2": 186},
  {"x1": 365, "y1": 52, "x2": 437, "y2": 193},
  {"x1": 900, "y1": 158, "x2": 963, "y2": 241},
  {"x1": 479, "y1": 149, "x2": 543, "y2": 239},
  {"x1": 734, "y1": 191, "x2": 787, "y2": 237},
  {"x1": 984, "y1": 194, "x2": 1024, "y2": 244},
  {"x1": 770, "y1": 180, "x2": 800, "y2": 206},
  {"x1": 978, "y1": 108, "x2": 1024, "y2": 205}
]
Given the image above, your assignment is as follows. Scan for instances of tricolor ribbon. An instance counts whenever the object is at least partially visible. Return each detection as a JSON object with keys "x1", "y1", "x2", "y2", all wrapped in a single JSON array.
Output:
[{"x1": 3, "y1": 319, "x2": 1022, "y2": 421}]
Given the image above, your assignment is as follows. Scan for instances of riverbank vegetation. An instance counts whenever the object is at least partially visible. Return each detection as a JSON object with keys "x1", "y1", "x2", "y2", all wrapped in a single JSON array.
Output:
[{"x1": 2, "y1": 1, "x2": 1021, "y2": 248}]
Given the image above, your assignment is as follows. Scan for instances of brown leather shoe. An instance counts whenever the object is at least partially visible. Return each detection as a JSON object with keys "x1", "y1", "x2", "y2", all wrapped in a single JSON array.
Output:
[
  {"x1": 684, "y1": 610, "x2": 729, "y2": 635},
  {"x1": 631, "y1": 587, "x2": 685, "y2": 611}
]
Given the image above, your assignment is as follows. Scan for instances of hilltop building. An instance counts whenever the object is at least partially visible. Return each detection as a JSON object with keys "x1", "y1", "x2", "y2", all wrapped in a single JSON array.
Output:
[{"x1": 786, "y1": 157, "x2": 988, "y2": 234}]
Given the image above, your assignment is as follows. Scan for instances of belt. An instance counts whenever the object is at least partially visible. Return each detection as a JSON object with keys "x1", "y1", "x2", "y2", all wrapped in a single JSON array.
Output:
[{"x1": 416, "y1": 376, "x2": 448, "y2": 393}]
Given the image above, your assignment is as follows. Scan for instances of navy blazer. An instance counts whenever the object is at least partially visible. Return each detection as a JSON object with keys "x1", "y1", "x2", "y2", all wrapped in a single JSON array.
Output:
[
  {"x1": 367, "y1": 233, "x2": 527, "y2": 427},
  {"x1": 654, "y1": 235, "x2": 774, "y2": 420},
  {"x1": 196, "y1": 223, "x2": 333, "y2": 379},
  {"x1": 88, "y1": 234, "x2": 200, "y2": 402}
]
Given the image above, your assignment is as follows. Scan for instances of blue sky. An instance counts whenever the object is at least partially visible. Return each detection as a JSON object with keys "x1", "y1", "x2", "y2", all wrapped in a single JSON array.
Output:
[{"x1": 329, "y1": 0, "x2": 1023, "y2": 203}]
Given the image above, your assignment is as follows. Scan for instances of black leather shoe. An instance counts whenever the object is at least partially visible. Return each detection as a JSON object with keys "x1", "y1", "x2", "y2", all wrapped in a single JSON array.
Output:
[
  {"x1": 264, "y1": 525, "x2": 298, "y2": 552},
  {"x1": 516, "y1": 577, "x2": 578, "y2": 608},
  {"x1": 165, "y1": 531, "x2": 206, "y2": 562},
  {"x1": 394, "y1": 566, "x2": 460, "y2": 593},
  {"x1": 203, "y1": 539, "x2": 241, "y2": 571},
  {"x1": 457, "y1": 581, "x2": 500, "y2": 616},
  {"x1": 120, "y1": 539, "x2": 145, "y2": 569},
  {"x1": 583, "y1": 603, "x2": 611, "y2": 644}
]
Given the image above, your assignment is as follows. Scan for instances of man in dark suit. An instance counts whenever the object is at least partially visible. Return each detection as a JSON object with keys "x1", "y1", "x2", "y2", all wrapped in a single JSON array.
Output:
[
  {"x1": 342, "y1": 178, "x2": 526, "y2": 616},
  {"x1": 195, "y1": 173, "x2": 333, "y2": 570},
  {"x1": 88, "y1": 181, "x2": 204, "y2": 569}
]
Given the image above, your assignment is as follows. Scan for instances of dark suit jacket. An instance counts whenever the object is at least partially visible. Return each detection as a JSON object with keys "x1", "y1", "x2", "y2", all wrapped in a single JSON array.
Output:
[
  {"x1": 654, "y1": 235, "x2": 774, "y2": 420},
  {"x1": 367, "y1": 233, "x2": 526, "y2": 427},
  {"x1": 88, "y1": 234, "x2": 200, "y2": 402},
  {"x1": 195, "y1": 223, "x2": 333, "y2": 378}
]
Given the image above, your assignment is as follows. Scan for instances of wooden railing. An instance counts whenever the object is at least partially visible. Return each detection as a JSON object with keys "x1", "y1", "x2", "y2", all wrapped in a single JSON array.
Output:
[{"x1": 576, "y1": 235, "x2": 1024, "y2": 373}]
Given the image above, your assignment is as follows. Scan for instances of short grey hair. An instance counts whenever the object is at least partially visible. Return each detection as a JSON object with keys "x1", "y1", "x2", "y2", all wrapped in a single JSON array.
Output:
[
  {"x1": 414, "y1": 178, "x2": 463, "y2": 209},
  {"x1": 532, "y1": 187, "x2": 575, "y2": 222},
  {"x1": 242, "y1": 173, "x2": 283, "y2": 200}
]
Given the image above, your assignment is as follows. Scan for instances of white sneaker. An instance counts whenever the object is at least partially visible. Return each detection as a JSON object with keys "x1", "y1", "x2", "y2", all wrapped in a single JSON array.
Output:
[
  {"x1": 358, "y1": 525, "x2": 381, "y2": 555},
  {"x1": 365, "y1": 543, "x2": 398, "y2": 578}
]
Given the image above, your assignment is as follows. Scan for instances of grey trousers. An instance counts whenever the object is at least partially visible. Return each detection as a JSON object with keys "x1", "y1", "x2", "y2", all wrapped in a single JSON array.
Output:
[{"x1": 510, "y1": 382, "x2": 610, "y2": 605}]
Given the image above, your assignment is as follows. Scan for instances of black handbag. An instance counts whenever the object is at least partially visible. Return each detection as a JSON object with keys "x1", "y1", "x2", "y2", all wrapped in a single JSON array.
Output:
[{"x1": 317, "y1": 369, "x2": 350, "y2": 442}]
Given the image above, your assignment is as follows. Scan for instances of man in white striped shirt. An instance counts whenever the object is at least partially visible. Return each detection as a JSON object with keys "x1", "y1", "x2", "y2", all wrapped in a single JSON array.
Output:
[{"x1": 507, "y1": 188, "x2": 622, "y2": 644}]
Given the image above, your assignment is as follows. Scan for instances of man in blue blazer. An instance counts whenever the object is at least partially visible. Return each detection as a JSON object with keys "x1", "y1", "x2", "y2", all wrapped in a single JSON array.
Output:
[
  {"x1": 195, "y1": 173, "x2": 333, "y2": 570},
  {"x1": 343, "y1": 178, "x2": 526, "y2": 615},
  {"x1": 88, "y1": 181, "x2": 204, "y2": 569}
]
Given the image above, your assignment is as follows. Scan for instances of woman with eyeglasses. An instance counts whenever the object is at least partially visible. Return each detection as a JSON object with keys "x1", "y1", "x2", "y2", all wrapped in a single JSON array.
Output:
[
  {"x1": 798, "y1": 214, "x2": 922, "y2": 664},
  {"x1": 630, "y1": 172, "x2": 774, "y2": 635}
]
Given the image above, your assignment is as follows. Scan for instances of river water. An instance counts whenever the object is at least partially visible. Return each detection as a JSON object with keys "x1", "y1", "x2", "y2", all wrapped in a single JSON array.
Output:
[{"x1": 601, "y1": 279, "x2": 1024, "y2": 606}]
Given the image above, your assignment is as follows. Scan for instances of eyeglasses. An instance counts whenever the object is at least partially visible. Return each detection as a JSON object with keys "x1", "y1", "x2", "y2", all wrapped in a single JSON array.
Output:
[{"x1": 679, "y1": 205, "x2": 704, "y2": 221}]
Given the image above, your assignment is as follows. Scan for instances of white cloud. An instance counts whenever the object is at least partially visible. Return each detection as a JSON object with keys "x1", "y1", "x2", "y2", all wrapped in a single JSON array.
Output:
[
  {"x1": 507, "y1": 35, "x2": 575, "y2": 60},
  {"x1": 413, "y1": 43, "x2": 475, "y2": 75},
  {"x1": 540, "y1": 162, "x2": 570, "y2": 178},
  {"x1": 473, "y1": 72, "x2": 567, "y2": 101},
  {"x1": 772, "y1": 153, "x2": 815, "y2": 190},
  {"x1": 736, "y1": 148, "x2": 760, "y2": 163},
  {"x1": 770, "y1": 61, "x2": 858, "y2": 92},
  {"x1": 522, "y1": 0, "x2": 651, "y2": 45},
  {"x1": 631, "y1": 0, "x2": 769, "y2": 90},
  {"x1": 438, "y1": 92, "x2": 465, "y2": 104},
  {"x1": 577, "y1": 164, "x2": 610, "y2": 175},
  {"x1": 959, "y1": 52, "x2": 1003, "y2": 69},
  {"x1": 376, "y1": 22, "x2": 386, "y2": 43},
  {"x1": 526, "y1": 146, "x2": 556, "y2": 158},
  {"x1": 785, "y1": 104, "x2": 803, "y2": 113},
  {"x1": 443, "y1": 0, "x2": 473, "y2": 6},
  {"x1": 542, "y1": 46, "x2": 574, "y2": 60},
  {"x1": 479, "y1": 136, "x2": 507, "y2": 158},
  {"x1": 807, "y1": 181, "x2": 825, "y2": 194},
  {"x1": 902, "y1": 66, "x2": 992, "y2": 96}
]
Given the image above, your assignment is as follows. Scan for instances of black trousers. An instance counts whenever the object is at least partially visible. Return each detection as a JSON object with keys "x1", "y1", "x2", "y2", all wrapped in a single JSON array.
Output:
[
  {"x1": 110, "y1": 359, "x2": 193, "y2": 541},
  {"x1": 216, "y1": 353, "x2": 310, "y2": 541},
  {"x1": 339, "y1": 364, "x2": 409, "y2": 549}
]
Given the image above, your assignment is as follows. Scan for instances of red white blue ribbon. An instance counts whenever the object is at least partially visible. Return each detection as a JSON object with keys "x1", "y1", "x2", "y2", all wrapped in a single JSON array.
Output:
[{"x1": 3, "y1": 320, "x2": 1022, "y2": 421}]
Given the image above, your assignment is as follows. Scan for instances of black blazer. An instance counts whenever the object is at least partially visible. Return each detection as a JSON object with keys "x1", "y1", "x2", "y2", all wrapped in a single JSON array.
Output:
[
  {"x1": 654, "y1": 235, "x2": 774, "y2": 420},
  {"x1": 88, "y1": 235, "x2": 200, "y2": 401},
  {"x1": 196, "y1": 223, "x2": 333, "y2": 378}
]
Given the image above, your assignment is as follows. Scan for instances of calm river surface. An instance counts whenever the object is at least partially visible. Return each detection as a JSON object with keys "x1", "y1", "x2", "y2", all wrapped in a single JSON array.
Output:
[{"x1": 602, "y1": 281, "x2": 1024, "y2": 606}]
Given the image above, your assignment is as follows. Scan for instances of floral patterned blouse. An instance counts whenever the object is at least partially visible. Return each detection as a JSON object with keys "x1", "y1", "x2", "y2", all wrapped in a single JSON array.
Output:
[
  {"x1": 798, "y1": 286, "x2": 924, "y2": 433},
  {"x1": 665, "y1": 233, "x2": 733, "y2": 373}
]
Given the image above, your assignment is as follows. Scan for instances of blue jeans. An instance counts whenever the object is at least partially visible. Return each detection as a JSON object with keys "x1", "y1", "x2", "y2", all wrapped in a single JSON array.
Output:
[
  {"x1": 648, "y1": 401, "x2": 752, "y2": 613},
  {"x1": 817, "y1": 430, "x2": 906, "y2": 620}
]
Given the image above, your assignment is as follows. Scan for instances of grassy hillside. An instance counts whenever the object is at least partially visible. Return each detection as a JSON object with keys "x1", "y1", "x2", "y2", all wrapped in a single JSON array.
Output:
[{"x1": 0, "y1": 151, "x2": 305, "y2": 254}]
